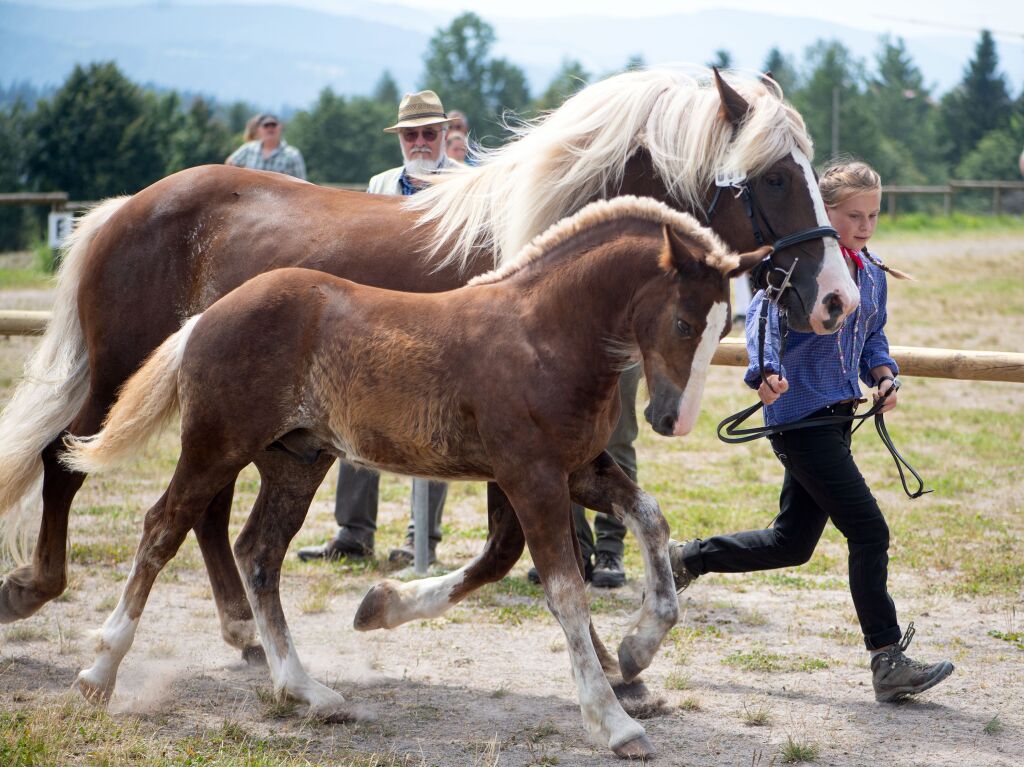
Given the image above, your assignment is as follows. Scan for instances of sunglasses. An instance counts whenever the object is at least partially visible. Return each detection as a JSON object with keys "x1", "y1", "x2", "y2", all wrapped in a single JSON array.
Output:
[
  {"x1": 261, "y1": 122, "x2": 279, "y2": 129},
  {"x1": 401, "y1": 128, "x2": 439, "y2": 142}
]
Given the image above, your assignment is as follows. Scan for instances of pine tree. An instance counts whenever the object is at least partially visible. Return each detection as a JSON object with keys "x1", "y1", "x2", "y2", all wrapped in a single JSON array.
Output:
[
  {"x1": 533, "y1": 59, "x2": 590, "y2": 112},
  {"x1": 373, "y1": 71, "x2": 400, "y2": 106},
  {"x1": 762, "y1": 47, "x2": 799, "y2": 98}
]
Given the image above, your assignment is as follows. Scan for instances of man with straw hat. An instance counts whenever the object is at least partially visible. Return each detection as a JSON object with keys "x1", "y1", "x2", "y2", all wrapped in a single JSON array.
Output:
[{"x1": 297, "y1": 91, "x2": 453, "y2": 567}]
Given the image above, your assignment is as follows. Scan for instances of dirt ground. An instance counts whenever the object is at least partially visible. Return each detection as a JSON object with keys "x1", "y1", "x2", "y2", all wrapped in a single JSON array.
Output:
[{"x1": 1, "y1": 233, "x2": 1022, "y2": 766}]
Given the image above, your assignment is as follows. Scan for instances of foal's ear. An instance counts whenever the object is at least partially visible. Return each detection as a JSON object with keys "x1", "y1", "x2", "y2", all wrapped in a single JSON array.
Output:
[
  {"x1": 659, "y1": 224, "x2": 707, "y2": 278},
  {"x1": 713, "y1": 67, "x2": 750, "y2": 127},
  {"x1": 725, "y1": 245, "x2": 773, "y2": 279}
]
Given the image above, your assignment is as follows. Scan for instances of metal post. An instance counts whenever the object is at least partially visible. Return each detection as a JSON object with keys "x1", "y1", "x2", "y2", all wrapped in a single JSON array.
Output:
[
  {"x1": 993, "y1": 187, "x2": 1002, "y2": 215},
  {"x1": 412, "y1": 478, "x2": 430, "y2": 575}
]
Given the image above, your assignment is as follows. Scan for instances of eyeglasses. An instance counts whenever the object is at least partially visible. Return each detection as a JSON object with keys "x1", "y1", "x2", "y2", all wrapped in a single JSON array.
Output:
[
  {"x1": 400, "y1": 128, "x2": 439, "y2": 142},
  {"x1": 261, "y1": 122, "x2": 279, "y2": 129}
]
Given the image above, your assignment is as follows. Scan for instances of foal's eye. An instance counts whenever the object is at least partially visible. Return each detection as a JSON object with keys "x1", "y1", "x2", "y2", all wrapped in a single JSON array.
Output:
[
  {"x1": 765, "y1": 173, "x2": 784, "y2": 188},
  {"x1": 675, "y1": 318, "x2": 693, "y2": 338}
]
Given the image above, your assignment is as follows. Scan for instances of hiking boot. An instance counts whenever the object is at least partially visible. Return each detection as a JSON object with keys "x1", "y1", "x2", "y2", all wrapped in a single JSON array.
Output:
[
  {"x1": 296, "y1": 532, "x2": 373, "y2": 562},
  {"x1": 668, "y1": 539, "x2": 700, "y2": 593},
  {"x1": 592, "y1": 551, "x2": 626, "y2": 589},
  {"x1": 528, "y1": 558, "x2": 593, "y2": 585},
  {"x1": 388, "y1": 536, "x2": 437, "y2": 568},
  {"x1": 871, "y1": 623, "x2": 955, "y2": 703}
]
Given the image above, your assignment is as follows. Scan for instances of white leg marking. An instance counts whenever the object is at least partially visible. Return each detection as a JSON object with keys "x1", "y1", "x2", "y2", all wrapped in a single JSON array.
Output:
[
  {"x1": 673, "y1": 301, "x2": 728, "y2": 435},
  {"x1": 545, "y1": 572, "x2": 645, "y2": 750},
  {"x1": 792, "y1": 149, "x2": 859, "y2": 331},
  {"x1": 77, "y1": 565, "x2": 142, "y2": 700},
  {"x1": 378, "y1": 567, "x2": 469, "y2": 627}
]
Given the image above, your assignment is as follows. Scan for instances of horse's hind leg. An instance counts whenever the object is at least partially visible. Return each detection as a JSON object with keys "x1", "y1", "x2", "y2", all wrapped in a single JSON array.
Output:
[
  {"x1": 0, "y1": 394, "x2": 108, "y2": 623},
  {"x1": 569, "y1": 452, "x2": 678, "y2": 684},
  {"x1": 355, "y1": 482, "x2": 526, "y2": 630},
  {"x1": 192, "y1": 479, "x2": 265, "y2": 665},
  {"x1": 235, "y1": 453, "x2": 359, "y2": 722},
  {"x1": 76, "y1": 458, "x2": 241, "y2": 703}
]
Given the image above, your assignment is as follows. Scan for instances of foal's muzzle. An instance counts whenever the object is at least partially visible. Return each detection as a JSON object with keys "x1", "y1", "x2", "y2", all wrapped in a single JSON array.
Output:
[{"x1": 644, "y1": 379, "x2": 684, "y2": 437}]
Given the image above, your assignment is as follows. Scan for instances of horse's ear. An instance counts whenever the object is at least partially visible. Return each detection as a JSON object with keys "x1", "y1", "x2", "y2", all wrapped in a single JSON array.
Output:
[
  {"x1": 725, "y1": 246, "x2": 773, "y2": 279},
  {"x1": 762, "y1": 71, "x2": 776, "y2": 87},
  {"x1": 713, "y1": 67, "x2": 750, "y2": 127},
  {"x1": 659, "y1": 224, "x2": 706, "y2": 278}
]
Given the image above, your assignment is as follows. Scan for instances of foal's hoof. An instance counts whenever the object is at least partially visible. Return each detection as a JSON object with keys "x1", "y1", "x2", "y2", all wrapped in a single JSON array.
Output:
[
  {"x1": 242, "y1": 644, "x2": 267, "y2": 667},
  {"x1": 618, "y1": 636, "x2": 649, "y2": 684},
  {"x1": 0, "y1": 569, "x2": 49, "y2": 623},
  {"x1": 309, "y1": 704, "x2": 361, "y2": 724},
  {"x1": 613, "y1": 733, "x2": 656, "y2": 760},
  {"x1": 74, "y1": 669, "x2": 114, "y2": 704},
  {"x1": 612, "y1": 678, "x2": 650, "y2": 701},
  {"x1": 353, "y1": 582, "x2": 400, "y2": 631}
]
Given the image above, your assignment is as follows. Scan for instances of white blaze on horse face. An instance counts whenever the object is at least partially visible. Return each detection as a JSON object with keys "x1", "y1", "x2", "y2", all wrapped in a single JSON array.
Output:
[
  {"x1": 673, "y1": 301, "x2": 728, "y2": 436},
  {"x1": 792, "y1": 150, "x2": 859, "y2": 333}
]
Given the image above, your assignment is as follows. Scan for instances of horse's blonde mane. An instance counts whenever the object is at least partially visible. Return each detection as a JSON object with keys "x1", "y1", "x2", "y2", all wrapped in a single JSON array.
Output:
[
  {"x1": 406, "y1": 66, "x2": 812, "y2": 270},
  {"x1": 467, "y1": 196, "x2": 736, "y2": 287}
]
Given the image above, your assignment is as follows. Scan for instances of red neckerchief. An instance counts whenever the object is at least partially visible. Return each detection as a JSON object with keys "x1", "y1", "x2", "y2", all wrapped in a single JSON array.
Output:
[{"x1": 841, "y1": 245, "x2": 865, "y2": 270}]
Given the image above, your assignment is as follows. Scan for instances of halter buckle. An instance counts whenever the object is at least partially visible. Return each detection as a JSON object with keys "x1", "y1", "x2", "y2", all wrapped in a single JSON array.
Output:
[{"x1": 714, "y1": 168, "x2": 746, "y2": 187}]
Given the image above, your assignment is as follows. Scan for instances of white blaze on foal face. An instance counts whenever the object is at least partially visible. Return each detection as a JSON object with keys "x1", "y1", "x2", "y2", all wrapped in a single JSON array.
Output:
[{"x1": 673, "y1": 300, "x2": 727, "y2": 436}]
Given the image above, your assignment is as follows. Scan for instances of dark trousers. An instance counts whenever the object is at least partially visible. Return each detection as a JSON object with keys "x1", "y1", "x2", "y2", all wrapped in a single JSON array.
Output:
[
  {"x1": 333, "y1": 462, "x2": 447, "y2": 548},
  {"x1": 679, "y1": 403, "x2": 901, "y2": 650},
  {"x1": 573, "y1": 365, "x2": 641, "y2": 559}
]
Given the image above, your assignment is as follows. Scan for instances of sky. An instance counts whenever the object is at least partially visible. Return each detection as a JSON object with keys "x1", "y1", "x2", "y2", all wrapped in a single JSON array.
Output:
[{"x1": 23, "y1": 0, "x2": 1024, "y2": 41}]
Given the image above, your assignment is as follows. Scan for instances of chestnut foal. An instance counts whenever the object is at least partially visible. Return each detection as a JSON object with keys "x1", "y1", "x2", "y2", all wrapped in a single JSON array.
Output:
[{"x1": 64, "y1": 197, "x2": 765, "y2": 759}]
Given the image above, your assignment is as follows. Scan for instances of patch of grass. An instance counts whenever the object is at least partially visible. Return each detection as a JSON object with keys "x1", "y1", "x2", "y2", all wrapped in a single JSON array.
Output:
[
  {"x1": 876, "y1": 212, "x2": 1024, "y2": 236},
  {"x1": 665, "y1": 671, "x2": 693, "y2": 690},
  {"x1": 723, "y1": 647, "x2": 829, "y2": 673},
  {"x1": 988, "y1": 629, "x2": 1024, "y2": 651},
  {"x1": 741, "y1": 699, "x2": 773, "y2": 726},
  {"x1": 779, "y1": 735, "x2": 820, "y2": 763},
  {"x1": 299, "y1": 576, "x2": 335, "y2": 614},
  {"x1": 253, "y1": 685, "x2": 299, "y2": 719},
  {"x1": 677, "y1": 695, "x2": 702, "y2": 711},
  {"x1": 4, "y1": 623, "x2": 49, "y2": 643},
  {"x1": 491, "y1": 682, "x2": 511, "y2": 698},
  {"x1": 69, "y1": 539, "x2": 134, "y2": 565},
  {"x1": 983, "y1": 715, "x2": 1003, "y2": 735},
  {"x1": 0, "y1": 267, "x2": 52, "y2": 290}
]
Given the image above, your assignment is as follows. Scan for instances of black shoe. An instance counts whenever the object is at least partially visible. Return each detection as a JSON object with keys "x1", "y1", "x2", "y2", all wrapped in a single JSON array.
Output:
[
  {"x1": 297, "y1": 534, "x2": 373, "y2": 562},
  {"x1": 388, "y1": 536, "x2": 437, "y2": 568},
  {"x1": 871, "y1": 623, "x2": 954, "y2": 702},
  {"x1": 528, "y1": 558, "x2": 594, "y2": 585},
  {"x1": 592, "y1": 551, "x2": 626, "y2": 589},
  {"x1": 668, "y1": 538, "x2": 699, "y2": 592}
]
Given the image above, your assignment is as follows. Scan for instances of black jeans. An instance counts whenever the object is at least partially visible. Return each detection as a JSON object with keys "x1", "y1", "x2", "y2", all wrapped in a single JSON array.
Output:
[{"x1": 679, "y1": 403, "x2": 901, "y2": 650}]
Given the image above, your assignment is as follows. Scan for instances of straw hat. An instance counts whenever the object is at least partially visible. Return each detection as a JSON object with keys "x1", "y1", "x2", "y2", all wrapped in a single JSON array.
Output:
[{"x1": 383, "y1": 90, "x2": 450, "y2": 133}]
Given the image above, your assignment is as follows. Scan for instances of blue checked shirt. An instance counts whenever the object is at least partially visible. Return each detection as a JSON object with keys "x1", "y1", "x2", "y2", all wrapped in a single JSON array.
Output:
[
  {"x1": 743, "y1": 251, "x2": 899, "y2": 426},
  {"x1": 226, "y1": 139, "x2": 307, "y2": 180}
]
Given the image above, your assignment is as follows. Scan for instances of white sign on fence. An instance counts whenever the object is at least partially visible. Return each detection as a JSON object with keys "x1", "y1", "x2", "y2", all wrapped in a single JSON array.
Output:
[{"x1": 47, "y1": 211, "x2": 74, "y2": 249}]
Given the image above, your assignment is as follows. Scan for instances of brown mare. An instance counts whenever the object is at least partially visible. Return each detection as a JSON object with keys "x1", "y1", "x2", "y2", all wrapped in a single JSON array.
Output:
[
  {"x1": 64, "y1": 197, "x2": 768, "y2": 758},
  {"x1": 0, "y1": 69, "x2": 858, "y2": 669}
]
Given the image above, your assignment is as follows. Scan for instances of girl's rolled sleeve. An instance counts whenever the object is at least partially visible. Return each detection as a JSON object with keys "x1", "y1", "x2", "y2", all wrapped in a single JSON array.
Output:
[{"x1": 743, "y1": 291, "x2": 785, "y2": 389}]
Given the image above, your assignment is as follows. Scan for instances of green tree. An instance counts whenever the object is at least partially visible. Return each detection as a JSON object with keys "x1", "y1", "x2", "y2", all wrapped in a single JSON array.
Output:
[
  {"x1": 421, "y1": 12, "x2": 531, "y2": 137},
  {"x1": 29, "y1": 61, "x2": 166, "y2": 199},
  {"x1": 373, "y1": 71, "x2": 401, "y2": 106},
  {"x1": 534, "y1": 59, "x2": 590, "y2": 112},
  {"x1": 939, "y1": 30, "x2": 1013, "y2": 167},
  {"x1": 708, "y1": 49, "x2": 733, "y2": 70},
  {"x1": 0, "y1": 99, "x2": 34, "y2": 249},
  {"x1": 955, "y1": 114, "x2": 1024, "y2": 180},
  {"x1": 762, "y1": 47, "x2": 800, "y2": 98},
  {"x1": 287, "y1": 88, "x2": 399, "y2": 184},
  {"x1": 165, "y1": 97, "x2": 234, "y2": 174},
  {"x1": 869, "y1": 36, "x2": 945, "y2": 183}
]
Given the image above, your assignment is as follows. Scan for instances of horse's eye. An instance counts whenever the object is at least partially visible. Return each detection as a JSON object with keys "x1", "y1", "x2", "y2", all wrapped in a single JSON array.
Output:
[
  {"x1": 765, "y1": 173, "x2": 784, "y2": 188},
  {"x1": 675, "y1": 318, "x2": 693, "y2": 338}
]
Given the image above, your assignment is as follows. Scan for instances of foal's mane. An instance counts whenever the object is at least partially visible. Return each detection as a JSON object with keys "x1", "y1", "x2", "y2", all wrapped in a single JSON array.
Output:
[
  {"x1": 466, "y1": 196, "x2": 735, "y2": 287},
  {"x1": 405, "y1": 66, "x2": 813, "y2": 271}
]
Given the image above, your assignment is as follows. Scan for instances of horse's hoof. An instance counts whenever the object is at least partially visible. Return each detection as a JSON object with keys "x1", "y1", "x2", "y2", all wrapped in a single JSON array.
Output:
[
  {"x1": 0, "y1": 569, "x2": 51, "y2": 623},
  {"x1": 612, "y1": 678, "x2": 650, "y2": 701},
  {"x1": 353, "y1": 582, "x2": 399, "y2": 631},
  {"x1": 310, "y1": 704, "x2": 359, "y2": 724},
  {"x1": 74, "y1": 670, "x2": 113, "y2": 705},
  {"x1": 242, "y1": 644, "x2": 267, "y2": 666},
  {"x1": 618, "y1": 636, "x2": 648, "y2": 684},
  {"x1": 613, "y1": 734, "x2": 656, "y2": 760}
]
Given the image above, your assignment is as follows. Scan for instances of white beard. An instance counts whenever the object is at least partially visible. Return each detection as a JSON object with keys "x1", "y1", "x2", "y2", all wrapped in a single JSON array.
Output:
[{"x1": 403, "y1": 155, "x2": 442, "y2": 175}]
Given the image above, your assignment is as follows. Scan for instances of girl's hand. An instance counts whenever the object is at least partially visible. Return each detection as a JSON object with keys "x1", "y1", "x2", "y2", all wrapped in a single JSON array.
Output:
[
  {"x1": 874, "y1": 378, "x2": 899, "y2": 414},
  {"x1": 758, "y1": 374, "x2": 788, "y2": 405}
]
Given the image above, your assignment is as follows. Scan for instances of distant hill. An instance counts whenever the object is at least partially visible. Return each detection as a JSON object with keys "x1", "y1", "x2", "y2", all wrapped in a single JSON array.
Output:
[{"x1": 1, "y1": 2, "x2": 1019, "y2": 110}]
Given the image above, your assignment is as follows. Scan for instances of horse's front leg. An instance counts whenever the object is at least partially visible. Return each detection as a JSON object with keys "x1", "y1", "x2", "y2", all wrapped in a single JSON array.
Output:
[
  {"x1": 504, "y1": 465, "x2": 653, "y2": 759},
  {"x1": 354, "y1": 482, "x2": 526, "y2": 630},
  {"x1": 569, "y1": 451, "x2": 678, "y2": 683},
  {"x1": 192, "y1": 478, "x2": 266, "y2": 665}
]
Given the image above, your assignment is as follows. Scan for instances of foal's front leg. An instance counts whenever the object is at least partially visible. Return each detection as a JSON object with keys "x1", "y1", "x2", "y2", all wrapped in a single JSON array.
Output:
[
  {"x1": 354, "y1": 482, "x2": 526, "y2": 629},
  {"x1": 504, "y1": 466, "x2": 653, "y2": 759},
  {"x1": 569, "y1": 452, "x2": 678, "y2": 682},
  {"x1": 235, "y1": 454, "x2": 362, "y2": 722}
]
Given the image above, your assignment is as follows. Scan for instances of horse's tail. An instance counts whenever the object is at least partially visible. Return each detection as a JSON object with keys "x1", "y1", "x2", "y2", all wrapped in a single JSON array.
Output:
[
  {"x1": 0, "y1": 197, "x2": 129, "y2": 530},
  {"x1": 61, "y1": 315, "x2": 199, "y2": 475}
]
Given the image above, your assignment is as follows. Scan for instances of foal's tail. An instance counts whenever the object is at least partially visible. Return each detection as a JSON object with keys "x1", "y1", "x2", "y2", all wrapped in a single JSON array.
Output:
[
  {"x1": 0, "y1": 197, "x2": 129, "y2": 525},
  {"x1": 61, "y1": 315, "x2": 200, "y2": 475}
]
